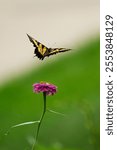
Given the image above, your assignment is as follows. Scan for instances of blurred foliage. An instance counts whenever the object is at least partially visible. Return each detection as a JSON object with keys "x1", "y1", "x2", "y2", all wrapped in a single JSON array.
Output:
[{"x1": 0, "y1": 37, "x2": 100, "y2": 150}]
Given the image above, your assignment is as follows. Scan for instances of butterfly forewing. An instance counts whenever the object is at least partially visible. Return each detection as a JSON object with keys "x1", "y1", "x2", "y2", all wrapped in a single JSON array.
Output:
[
  {"x1": 27, "y1": 34, "x2": 49, "y2": 60},
  {"x1": 46, "y1": 48, "x2": 71, "y2": 56}
]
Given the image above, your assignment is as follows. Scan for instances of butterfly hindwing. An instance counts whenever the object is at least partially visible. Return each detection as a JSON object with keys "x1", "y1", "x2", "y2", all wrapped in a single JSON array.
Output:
[{"x1": 27, "y1": 34, "x2": 71, "y2": 60}]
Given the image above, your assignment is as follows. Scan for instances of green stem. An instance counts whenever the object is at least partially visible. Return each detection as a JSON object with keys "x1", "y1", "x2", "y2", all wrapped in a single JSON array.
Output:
[{"x1": 32, "y1": 92, "x2": 46, "y2": 150}]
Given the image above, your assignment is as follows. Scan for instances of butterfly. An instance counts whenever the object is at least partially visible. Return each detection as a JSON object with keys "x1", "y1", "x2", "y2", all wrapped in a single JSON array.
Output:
[{"x1": 27, "y1": 34, "x2": 71, "y2": 60}]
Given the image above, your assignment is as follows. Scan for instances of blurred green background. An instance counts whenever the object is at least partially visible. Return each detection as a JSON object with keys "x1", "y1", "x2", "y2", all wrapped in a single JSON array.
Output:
[{"x1": 0, "y1": 37, "x2": 100, "y2": 150}]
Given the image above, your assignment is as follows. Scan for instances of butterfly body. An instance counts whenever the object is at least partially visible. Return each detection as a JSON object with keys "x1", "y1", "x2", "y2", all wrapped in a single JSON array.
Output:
[{"x1": 27, "y1": 34, "x2": 71, "y2": 60}]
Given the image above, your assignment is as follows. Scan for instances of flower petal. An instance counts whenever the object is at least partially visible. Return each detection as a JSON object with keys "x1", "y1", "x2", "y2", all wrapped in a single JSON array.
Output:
[{"x1": 33, "y1": 82, "x2": 57, "y2": 96}]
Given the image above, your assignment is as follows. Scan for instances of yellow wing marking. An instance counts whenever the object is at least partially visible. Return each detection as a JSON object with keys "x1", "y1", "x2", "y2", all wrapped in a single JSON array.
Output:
[
  {"x1": 38, "y1": 44, "x2": 47, "y2": 55},
  {"x1": 38, "y1": 44, "x2": 43, "y2": 55},
  {"x1": 42, "y1": 47, "x2": 47, "y2": 55},
  {"x1": 49, "y1": 49, "x2": 59, "y2": 54},
  {"x1": 33, "y1": 39, "x2": 39, "y2": 48},
  {"x1": 53, "y1": 49, "x2": 59, "y2": 52}
]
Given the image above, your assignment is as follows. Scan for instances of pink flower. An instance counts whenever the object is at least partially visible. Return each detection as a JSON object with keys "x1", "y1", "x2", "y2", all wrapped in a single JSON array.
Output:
[{"x1": 33, "y1": 82, "x2": 57, "y2": 96}]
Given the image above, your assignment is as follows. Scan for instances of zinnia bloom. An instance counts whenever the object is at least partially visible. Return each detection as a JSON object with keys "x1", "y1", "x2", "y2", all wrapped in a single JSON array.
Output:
[{"x1": 33, "y1": 82, "x2": 57, "y2": 95}]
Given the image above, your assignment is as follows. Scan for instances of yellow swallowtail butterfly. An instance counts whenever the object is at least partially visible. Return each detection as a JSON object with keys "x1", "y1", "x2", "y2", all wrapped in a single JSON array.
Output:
[{"x1": 27, "y1": 34, "x2": 71, "y2": 60}]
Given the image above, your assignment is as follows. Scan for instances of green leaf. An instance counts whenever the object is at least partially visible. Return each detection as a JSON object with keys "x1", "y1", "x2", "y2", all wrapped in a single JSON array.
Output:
[
  {"x1": 5, "y1": 120, "x2": 40, "y2": 136},
  {"x1": 47, "y1": 109, "x2": 66, "y2": 117}
]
